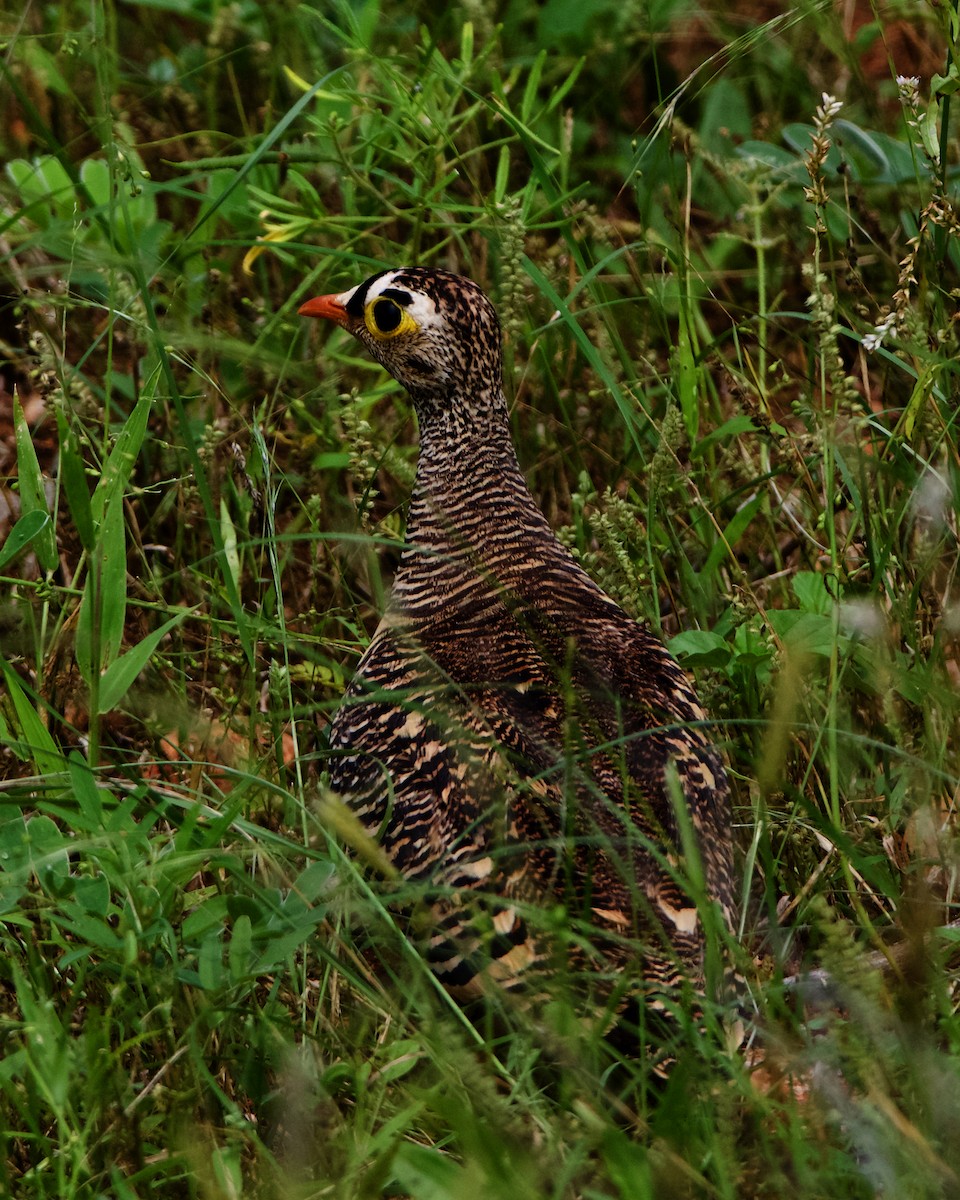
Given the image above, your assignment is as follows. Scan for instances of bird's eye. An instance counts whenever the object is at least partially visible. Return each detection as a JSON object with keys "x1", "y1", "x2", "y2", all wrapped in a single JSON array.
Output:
[
  {"x1": 371, "y1": 298, "x2": 403, "y2": 334},
  {"x1": 363, "y1": 291, "x2": 417, "y2": 340}
]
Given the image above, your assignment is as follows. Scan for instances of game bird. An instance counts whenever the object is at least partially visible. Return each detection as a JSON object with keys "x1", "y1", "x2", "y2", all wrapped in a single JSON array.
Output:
[{"x1": 300, "y1": 267, "x2": 737, "y2": 1033}]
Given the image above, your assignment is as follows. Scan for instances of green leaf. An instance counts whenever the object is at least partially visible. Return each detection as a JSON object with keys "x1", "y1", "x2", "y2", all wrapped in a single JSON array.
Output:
[
  {"x1": 734, "y1": 140, "x2": 805, "y2": 181},
  {"x1": 77, "y1": 496, "x2": 127, "y2": 684},
  {"x1": 73, "y1": 873, "x2": 111, "y2": 917},
  {"x1": 390, "y1": 1142, "x2": 465, "y2": 1199},
  {"x1": 836, "y1": 121, "x2": 924, "y2": 184},
  {"x1": 0, "y1": 657, "x2": 64, "y2": 775},
  {"x1": 692, "y1": 415, "x2": 760, "y2": 458},
  {"x1": 458, "y1": 19, "x2": 473, "y2": 69},
  {"x1": 97, "y1": 608, "x2": 192, "y2": 713},
  {"x1": 182, "y1": 895, "x2": 231, "y2": 942},
  {"x1": 25, "y1": 814, "x2": 70, "y2": 892},
  {"x1": 198, "y1": 931, "x2": 224, "y2": 991},
  {"x1": 932, "y1": 66, "x2": 960, "y2": 97},
  {"x1": 67, "y1": 750, "x2": 104, "y2": 827},
  {"x1": 767, "y1": 610, "x2": 837, "y2": 657},
  {"x1": 78, "y1": 156, "x2": 110, "y2": 208},
  {"x1": 0, "y1": 510, "x2": 52, "y2": 571},
  {"x1": 12, "y1": 391, "x2": 58, "y2": 572},
  {"x1": 228, "y1": 914, "x2": 253, "y2": 983},
  {"x1": 98, "y1": 497, "x2": 127, "y2": 667},
  {"x1": 901, "y1": 362, "x2": 941, "y2": 440},
  {"x1": 494, "y1": 144, "x2": 510, "y2": 204},
  {"x1": 541, "y1": 56, "x2": 585, "y2": 115},
  {"x1": 919, "y1": 102, "x2": 941, "y2": 166},
  {"x1": 290, "y1": 858, "x2": 335, "y2": 906},
  {"x1": 668, "y1": 629, "x2": 732, "y2": 668},
  {"x1": 253, "y1": 921, "x2": 323, "y2": 972},
  {"x1": 55, "y1": 409, "x2": 95, "y2": 552},
  {"x1": 377, "y1": 1039, "x2": 425, "y2": 1083},
  {"x1": 220, "y1": 498, "x2": 241, "y2": 598},
  {"x1": 521, "y1": 49, "x2": 546, "y2": 124},
  {"x1": 92, "y1": 386, "x2": 154, "y2": 524},
  {"x1": 56, "y1": 909, "x2": 125, "y2": 952},
  {"x1": 792, "y1": 571, "x2": 833, "y2": 615},
  {"x1": 6, "y1": 156, "x2": 72, "y2": 227}
]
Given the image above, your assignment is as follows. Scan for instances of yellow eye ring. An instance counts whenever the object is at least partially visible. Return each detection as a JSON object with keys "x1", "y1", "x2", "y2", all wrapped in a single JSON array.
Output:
[{"x1": 365, "y1": 297, "x2": 416, "y2": 340}]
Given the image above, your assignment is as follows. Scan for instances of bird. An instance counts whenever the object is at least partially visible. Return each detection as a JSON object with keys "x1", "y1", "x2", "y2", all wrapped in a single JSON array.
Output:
[{"x1": 300, "y1": 266, "x2": 737, "y2": 1035}]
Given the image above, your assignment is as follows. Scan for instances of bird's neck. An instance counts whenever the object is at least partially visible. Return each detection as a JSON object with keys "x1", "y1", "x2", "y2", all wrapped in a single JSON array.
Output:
[{"x1": 394, "y1": 396, "x2": 558, "y2": 605}]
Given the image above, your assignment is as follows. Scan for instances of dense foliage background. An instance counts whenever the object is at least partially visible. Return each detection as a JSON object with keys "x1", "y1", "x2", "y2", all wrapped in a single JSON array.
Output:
[{"x1": 1, "y1": 0, "x2": 959, "y2": 1195}]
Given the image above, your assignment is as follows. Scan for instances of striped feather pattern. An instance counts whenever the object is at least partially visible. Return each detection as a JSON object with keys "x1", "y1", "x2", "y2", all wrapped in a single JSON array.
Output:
[{"x1": 303, "y1": 268, "x2": 738, "y2": 1013}]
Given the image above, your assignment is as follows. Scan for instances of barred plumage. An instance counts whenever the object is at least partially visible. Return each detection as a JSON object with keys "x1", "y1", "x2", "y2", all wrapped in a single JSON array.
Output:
[{"x1": 301, "y1": 267, "x2": 737, "y2": 1016}]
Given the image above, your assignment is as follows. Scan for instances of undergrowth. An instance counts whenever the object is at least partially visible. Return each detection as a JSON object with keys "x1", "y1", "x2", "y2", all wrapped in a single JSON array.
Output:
[{"x1": 1, "y1": 0, "x2": 959, "y2": 1196}]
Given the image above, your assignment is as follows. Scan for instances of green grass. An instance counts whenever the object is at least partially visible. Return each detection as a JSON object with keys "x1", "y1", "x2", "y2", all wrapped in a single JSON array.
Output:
[{"x1": 1, "y1": 0, "x2": 959, "y2": 1195}]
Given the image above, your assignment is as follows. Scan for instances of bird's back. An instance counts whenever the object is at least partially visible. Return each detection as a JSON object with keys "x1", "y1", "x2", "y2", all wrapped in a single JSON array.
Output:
[{"x1": 328, "y1": 441, "x2": 736, "y2": 1001}]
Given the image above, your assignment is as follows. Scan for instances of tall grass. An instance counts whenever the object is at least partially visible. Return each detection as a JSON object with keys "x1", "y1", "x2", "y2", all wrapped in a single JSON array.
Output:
[{"x1": 1, "y1": 0, "x2": 958, "y2": 1195}]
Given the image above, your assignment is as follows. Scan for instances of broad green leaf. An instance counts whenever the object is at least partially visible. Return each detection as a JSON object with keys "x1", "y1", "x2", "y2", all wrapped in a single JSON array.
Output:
[
  {"x1": 73, "y1": 873, "x2": 111, "y2": 917},
  {"x1": 55, "y1": 409, "x2": 96, "y2": 551},
  {"x1": 198, "y1": 931, "x2": 224, "y2": 991},
  {"x1": 78, "y1": 156, "x2": 111, "y2": 207},
  {"x1": 390, "y1": 1142, "x2": 465, "y2": 1200},
  {"x1": 916, "y1": 100, "x2": 940, "y2": 166},
  {"x1": 0, "y1": 657, "x2": 63, "y2": 775},
  {"x1": 377, "y1": 1039, "x2": 425, "y2": 1083},
  {"x1": 253, "y1": 923, "x2": 322, "y2": 972},
  {"x1": 833, "y1": 120, "x2": 923, "y2": 184},
  {"x1": 767, "y1": 610, "x2": 836, "y2": 657},
  {"x1": 220, "y1": 498, "x2": 241, "y2": 597},
  {"x1": 24, "y1": 814, "x2": 70, "y2": 894},
  {"x1": 12, "y1": 391, "x2": 58, "y2": 572},
  {"x1": 77, "y1": 496, "x2": 127, "y2": 685},
  {"x1": 97, "y1": 608, "x2": 191, "y2": 713},
  {"x1": 290, "y1": 859, "x2": 335, "y2": 905},
  {"x1": 55, "y1": 909, "x2": 125, "y2": 952},
  {"x1": 67, "y1": 750, "x2": 104, "y2": 826},
  {"x1": 901, "y1": 363, "x2": 941, "y2": 440},
  {"x1": 668, "y1": 629, "x2": 732, "y2": 668},
  {"x1": 793, "y1": 571, "x2": 833, "y2": 615},
  {"x1": 182, "y1": 895, "x2": 231, "y2": 942},
  {"x1": 92, "y1": 385, "x2": 154, "y2": 524},
  {"x1": 735, "y1": 140, "x2": 805, "y2": 182},
  {"x1": 6, "y1": 156, "x2": 74, "y2": 225},
  {"x1": 0, "y1": 510, "x2": 51, "y2": 571},
  {"x1": 932, "y1": 65, "x2": 960, "y2": 97},
  {"x1": 228, "y1": 914, "x2": 252, "y2": 983},
  {"x1": 692, "y1": 415, "x2": 760, "y2": 457}
]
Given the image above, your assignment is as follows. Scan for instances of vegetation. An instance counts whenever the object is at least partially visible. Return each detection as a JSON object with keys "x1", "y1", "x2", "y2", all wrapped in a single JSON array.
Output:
[{"x1": 1, "y1": 0, "x2": 959, "y2": 1195}]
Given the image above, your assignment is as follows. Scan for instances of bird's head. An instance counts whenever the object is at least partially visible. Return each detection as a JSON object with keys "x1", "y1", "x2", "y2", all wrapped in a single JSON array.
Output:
[{"x1": 300, "y1": 268, "x2": 505, "y2": 419}]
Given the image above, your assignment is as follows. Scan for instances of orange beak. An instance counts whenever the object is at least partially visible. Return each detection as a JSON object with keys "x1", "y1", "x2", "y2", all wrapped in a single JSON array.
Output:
[{"x1": 298, "y1": 293, "x2": 351, "y2": 327}]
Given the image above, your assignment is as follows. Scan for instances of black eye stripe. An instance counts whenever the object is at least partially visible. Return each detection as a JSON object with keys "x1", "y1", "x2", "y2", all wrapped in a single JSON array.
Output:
[
  {"x1": 344, "y1": 268, "x2": 391, "y2": 318},
  {"x1": 379, "y1": 287, "x2": 413, "y2": 306}
]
